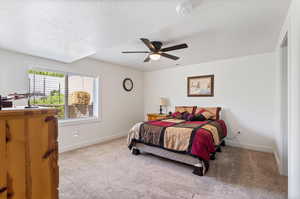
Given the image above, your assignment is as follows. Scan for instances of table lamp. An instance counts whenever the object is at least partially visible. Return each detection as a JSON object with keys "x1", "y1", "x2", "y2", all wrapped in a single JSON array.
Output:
[{"x1": 160, "y1": 97, "x2": 168, "y2": 115}]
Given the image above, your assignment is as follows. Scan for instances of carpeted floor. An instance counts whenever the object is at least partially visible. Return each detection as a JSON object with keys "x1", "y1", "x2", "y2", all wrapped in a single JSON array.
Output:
[{"x1": 59, "y1": 138, "x2": 287, "y2": 199}]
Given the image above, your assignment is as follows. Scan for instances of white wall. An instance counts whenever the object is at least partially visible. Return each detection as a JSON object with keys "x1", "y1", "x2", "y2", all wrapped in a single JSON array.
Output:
[
  {"x1": 144, "y1": 52, "x2": 277, "y2": 152},
  {"x1": 0, "y1": 48, "x2": 144, "y2": 152}
]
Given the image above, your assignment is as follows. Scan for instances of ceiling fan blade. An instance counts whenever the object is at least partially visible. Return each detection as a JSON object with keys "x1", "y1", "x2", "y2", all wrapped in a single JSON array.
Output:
[
  {"x1": 122, "y1": 51, "x2": 149, "y2": 53},
  {"x1": 161, "y1": 53, "x2": 180, "y2": 60},
  {"x1": 161, "y1": 43, "x2": 188, "y2": 52},
  {"x1": 144, "y1": 55, "x2": 151, "y2": 62},
  {"x1": 141, "y1": 38, "x2": 156, "y2": 52}
]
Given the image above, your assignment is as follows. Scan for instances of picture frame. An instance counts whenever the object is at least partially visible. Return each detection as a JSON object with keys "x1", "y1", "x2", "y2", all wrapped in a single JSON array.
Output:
[{"x1": 187, "y1": 75, "x2": 214, "y2": 97}]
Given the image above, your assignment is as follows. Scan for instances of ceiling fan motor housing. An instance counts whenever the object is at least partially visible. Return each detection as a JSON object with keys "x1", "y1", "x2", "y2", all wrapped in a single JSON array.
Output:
[{"x1": 151, "y1": 41, "x2": 163, "y2": 51}]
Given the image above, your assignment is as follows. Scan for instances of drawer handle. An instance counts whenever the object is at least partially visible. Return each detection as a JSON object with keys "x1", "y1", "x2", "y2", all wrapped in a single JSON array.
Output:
[
  {"x1": 7, "y1": 192, "x2": 13, "y2": 199},
  {"x1": 5, "y1": 122, "x2": 11, "y2": 143},
  {"x1": 0, "y1": 187, "x2": 7, "y2": 194},
  {"x1": 42, "y1": 148, "x2": 57, "y2": 159},
  {"x1": 45, "y1": 116, "x2": 56, "y2": 122}
]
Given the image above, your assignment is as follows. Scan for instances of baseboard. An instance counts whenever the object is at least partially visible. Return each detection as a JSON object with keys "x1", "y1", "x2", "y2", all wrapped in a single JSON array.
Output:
[
  {"x1": 273, "y1": 148, "x2": 284, "y2": 175},
  {"x1": 59, "y1": 132, "x2": 127, "y2": 153},
  {"x1": 226, "y1": 140, "x2": 273, "y2": 153}
]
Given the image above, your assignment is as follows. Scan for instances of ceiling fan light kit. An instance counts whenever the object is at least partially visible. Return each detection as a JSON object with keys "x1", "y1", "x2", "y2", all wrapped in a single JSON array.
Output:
[
  {"x1": 122, "y1": 38, "x2": 188, "y2": 63},
  {"x1": 149, "y1": 53, "x2": 161, "y2": 61}
]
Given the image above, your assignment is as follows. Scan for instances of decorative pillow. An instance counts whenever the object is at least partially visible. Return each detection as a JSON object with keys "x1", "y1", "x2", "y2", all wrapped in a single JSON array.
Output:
[
  {"x1": 196, "y1": 109, "x2": 214, "y2": 120},
  {"x1": 175, "y1": 113, "x2": 183, "y2": 119},
  {"x1": 190, "y1": 114, "x2": 206, "y2": 121},
  {"x1": 175, "y1": 106, "x2": 196, "y2": 114},
  {"x1": 181, "y1": 111, "x2": 190, "y2": 120},
  {"x1": 171, "y1": 112, "x2": 181, "y2": 118},
  {"x1": 187, "y1": 113, "x2": 195, "y2": 121}
]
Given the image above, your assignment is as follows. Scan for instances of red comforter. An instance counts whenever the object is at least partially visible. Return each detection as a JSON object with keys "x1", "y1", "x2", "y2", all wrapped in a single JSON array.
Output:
[{"x1": 128, "y1": 119, "x2": 227, "y2": 161}]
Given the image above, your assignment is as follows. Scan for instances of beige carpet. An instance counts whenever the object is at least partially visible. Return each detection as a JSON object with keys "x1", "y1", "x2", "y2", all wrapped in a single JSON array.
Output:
[{"x1": 59, "y1": 138, "x2": 287, "y2": 199}]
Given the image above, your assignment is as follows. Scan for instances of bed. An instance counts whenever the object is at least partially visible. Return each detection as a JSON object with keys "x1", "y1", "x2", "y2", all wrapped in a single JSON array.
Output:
[{"x1": 127, "y1": 106, "x2": 227, "y2": 176}]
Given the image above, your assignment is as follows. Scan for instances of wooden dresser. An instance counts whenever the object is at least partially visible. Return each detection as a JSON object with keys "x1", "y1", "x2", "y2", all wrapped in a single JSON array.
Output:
[
  {"x1": 0, "y1": 108, "x2": 59, "y2": 199},
  {"x1": 147, "y1": 113, "x2": 168, "y2": 121}
]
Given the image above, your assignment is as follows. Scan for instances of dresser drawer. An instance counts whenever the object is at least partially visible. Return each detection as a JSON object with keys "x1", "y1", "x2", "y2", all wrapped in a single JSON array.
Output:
[{"x1": 147, "y1": 114, "x2": 168, "y2": 121}]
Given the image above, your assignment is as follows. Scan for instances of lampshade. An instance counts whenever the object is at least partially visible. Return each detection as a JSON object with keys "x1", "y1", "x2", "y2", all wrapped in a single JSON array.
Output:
[{"x1": 160, "y1": 97, "x2": 168, "y2": 106}]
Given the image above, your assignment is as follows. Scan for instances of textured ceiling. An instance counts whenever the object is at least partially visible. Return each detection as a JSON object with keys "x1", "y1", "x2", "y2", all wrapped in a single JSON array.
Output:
[{"x1": 0, "y1": 0, "x2": 291, "y2": 71}]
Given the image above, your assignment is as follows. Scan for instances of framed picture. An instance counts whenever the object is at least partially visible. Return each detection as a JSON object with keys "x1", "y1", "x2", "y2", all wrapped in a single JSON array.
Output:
[{"x1": 187, "y1": 75, "x2": 214, "y2": 97}]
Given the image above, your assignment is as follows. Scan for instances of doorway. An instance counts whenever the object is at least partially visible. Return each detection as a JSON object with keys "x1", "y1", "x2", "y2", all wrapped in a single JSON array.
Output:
[{"x1": 280, "y1": 34, "x2": 288, "y2": 175}]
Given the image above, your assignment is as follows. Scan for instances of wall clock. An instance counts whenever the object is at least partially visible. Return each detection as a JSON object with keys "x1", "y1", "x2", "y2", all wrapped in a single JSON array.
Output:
[{"x1": 123, "y1": 78, "x2": 134, "y2": 92}]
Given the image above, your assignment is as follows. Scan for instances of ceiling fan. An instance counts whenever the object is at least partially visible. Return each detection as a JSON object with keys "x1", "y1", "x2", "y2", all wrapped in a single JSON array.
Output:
[{"x1": 122, "y1": 38, "x2": 188, "y2": 62}]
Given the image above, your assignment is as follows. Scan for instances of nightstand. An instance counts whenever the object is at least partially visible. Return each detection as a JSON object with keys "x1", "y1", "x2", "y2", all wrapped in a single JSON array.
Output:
[{"x1": 147, "y1": 113, "x2": 168, "y2": 121}]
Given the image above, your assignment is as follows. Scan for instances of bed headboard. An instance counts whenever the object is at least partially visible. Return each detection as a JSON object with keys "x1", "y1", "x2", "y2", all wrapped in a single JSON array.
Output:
[
  {"x1": 174, "y1": 106, "x2": 222, "y2": 120},
  {"x1": 175, "y1": 106, "x2": 196, "y2": 114},
  {"x1": 195, "y1": 107, "x2": 222, "y2": 120}
]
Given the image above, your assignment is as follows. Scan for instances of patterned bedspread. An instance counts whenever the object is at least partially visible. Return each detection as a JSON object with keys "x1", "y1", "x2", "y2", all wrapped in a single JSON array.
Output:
[{"x1": 128, "y1": 119, "x2": 227, "y2": 161}]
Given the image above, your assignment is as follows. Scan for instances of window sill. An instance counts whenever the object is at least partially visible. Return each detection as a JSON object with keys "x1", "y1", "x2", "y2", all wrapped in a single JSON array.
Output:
[{"x1": 58, "y1": 117, "x2": 101, "y2": 127}]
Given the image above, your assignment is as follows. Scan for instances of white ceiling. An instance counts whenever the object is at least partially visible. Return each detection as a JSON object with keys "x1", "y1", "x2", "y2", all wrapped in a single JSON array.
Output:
[{"x1": 0, "y1": 0, "x2": 291, "y2": 71}]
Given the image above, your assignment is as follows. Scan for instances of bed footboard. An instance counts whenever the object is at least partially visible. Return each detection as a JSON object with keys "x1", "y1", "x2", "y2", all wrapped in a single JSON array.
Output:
[
  {"x1": 130, "y1": 138, "x2": 226, "y2": 176},
  {"x1": 132, "y1": 143, "x2": 209, "y2": 176}
]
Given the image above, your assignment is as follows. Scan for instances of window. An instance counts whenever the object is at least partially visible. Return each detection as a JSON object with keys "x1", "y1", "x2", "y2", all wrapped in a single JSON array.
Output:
[{"x1": 28, "y1": 69, "x2": 98, "y2": 121}]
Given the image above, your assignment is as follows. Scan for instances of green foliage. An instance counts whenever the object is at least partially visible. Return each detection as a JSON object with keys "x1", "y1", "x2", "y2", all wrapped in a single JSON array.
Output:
[
  {"x1": 32, "y1": 93, "x2": 65, "y2": 105},
  {"x1": 56, "y1": 105, "x2": 65, "y2": 119},
  {"x1": 50, "y1": 90, "x2": 61, "y2": 97},
  {"x1": 28, "y1": 70, "x2": 64, "y2": 78},
  {"x1": 31, "y1": 90, "x2": 65, "y2": 119}
]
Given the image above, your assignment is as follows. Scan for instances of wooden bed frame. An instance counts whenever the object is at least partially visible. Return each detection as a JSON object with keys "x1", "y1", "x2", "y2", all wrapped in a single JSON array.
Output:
[
  {"x1": 131, "y1": 139, "x2": 226, "y2": 176},
  {"x1": 130, "y1": 106, "x2": 225, "y2": 176}
]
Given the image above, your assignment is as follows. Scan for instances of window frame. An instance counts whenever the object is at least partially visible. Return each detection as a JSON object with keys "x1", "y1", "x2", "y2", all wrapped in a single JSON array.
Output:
[{"x1": 28, "y1": 67, "x2": 100, "y2": 125}]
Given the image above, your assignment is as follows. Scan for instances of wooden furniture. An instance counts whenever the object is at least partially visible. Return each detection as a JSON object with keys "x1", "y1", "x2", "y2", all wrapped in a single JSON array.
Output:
[
  {"x1": 0, "y1": 108, "x2": 59, "y2": 199},
  {"x1": 194, "y1": 107, "x2": 221, "y2": 120},
  {"x1": 147, "y1": 113, "x2": 168, "y2": 121},
  {"x1": 174, "y1": 106, "x2": 221, "y2": 120}
]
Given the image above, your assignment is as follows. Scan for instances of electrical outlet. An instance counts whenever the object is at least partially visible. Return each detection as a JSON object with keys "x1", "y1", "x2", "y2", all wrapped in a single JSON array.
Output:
[
  {"x1": 227, "y1": 131, "x2": 241, "y2": 140},
  {"x1": 73, "y1": 131, "x2": 79, "y2": 137}
]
